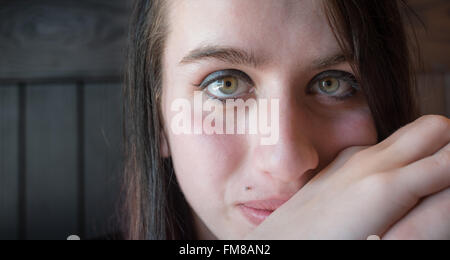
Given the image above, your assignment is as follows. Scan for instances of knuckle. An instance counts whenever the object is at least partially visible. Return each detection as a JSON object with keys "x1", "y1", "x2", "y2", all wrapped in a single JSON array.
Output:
[
  {"x1": 385, "y1": 224, "x2": 421, "y2": 240},
  {"x1": 419, "y1": 115, "x2": 449, "y2": 134},
  {"x1": 342, "y1": 145, "x2": 371, "y2": 161},
  {"x1": 341, "y1": 145, "x2": 368, "y2": 155},
  {"x1": 360, "y1": 173, "x2": 392, "y2": 194},
  {"x1": 432, "y1": 149, "x2": 450, "y2": 168}
]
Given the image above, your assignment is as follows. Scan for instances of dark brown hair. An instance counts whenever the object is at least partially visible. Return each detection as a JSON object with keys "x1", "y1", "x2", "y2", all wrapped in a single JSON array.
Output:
[
  {"x1": 122, "y1": 0, "x2": 196, "y2": 240},
  {"x1": 122, "y1": 0, "x2": 421, "y2": 240}
]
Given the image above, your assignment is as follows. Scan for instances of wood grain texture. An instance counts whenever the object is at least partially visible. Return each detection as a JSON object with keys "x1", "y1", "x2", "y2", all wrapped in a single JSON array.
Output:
[
  {"x1": 446, "y1": 73, "x2": 450, "y2": 117},
  {"x1": 0, "y1": 86, "x2": 19, "y2": 240},
  {"x1": 83, "y1": 83, "x2": 122, "y2": 239},
  {"x1": 25, "y1": 84, "x2": 78, "y2": 240},
  {"x1": 0, "y1": 0, "x2": 131, "y2": 81},
  {"x1": 417, "y1": 73, "x2": 447, "y2": 116},
  {"x1": 407, "y1": 0, "x2": 450, "y2": 71},
  {"x1": 0, "y1": 0, "x2": 447, "y2": 79}
]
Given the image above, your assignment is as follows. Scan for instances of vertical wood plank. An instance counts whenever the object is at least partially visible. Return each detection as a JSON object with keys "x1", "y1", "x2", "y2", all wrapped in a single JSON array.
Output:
[
  {"x1": 417, "y1": 73, "x2": 447, "y2": 116},
  {"x1": 0, "y1": 86, "x2": 19, "y2": 240},
  {"x1": 25, "y1": 84, "x2": 78, "y2": 240},
  {"x1": 84, "y1": 83, "x2": 122, "y2": 239},
  {"x1": 446, "y1": 73, "x2": 450, "y2": 117},
  {"x1": 407, "y1": 0, "x2": 450, "y2": 71}
]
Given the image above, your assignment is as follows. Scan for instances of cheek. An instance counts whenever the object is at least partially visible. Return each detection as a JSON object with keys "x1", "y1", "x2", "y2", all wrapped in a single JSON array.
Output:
[
  {"x1": 167, "y1": 127, "x2": 247, "y2": 207},
  {"x1": 315, "y1": 107, "x2": 377, "y2": 158},
  {"x1": 335, "y1": 108, "x2": 378, "y2": 145}
]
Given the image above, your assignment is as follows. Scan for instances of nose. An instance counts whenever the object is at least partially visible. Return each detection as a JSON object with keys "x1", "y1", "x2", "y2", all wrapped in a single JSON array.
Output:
[{"x1": 251, "y1": 98, "x2": 319, "y2": 184}]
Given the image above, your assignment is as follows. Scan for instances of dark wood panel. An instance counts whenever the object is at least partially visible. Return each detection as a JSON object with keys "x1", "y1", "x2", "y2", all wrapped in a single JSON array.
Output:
[
  {"x1": 25, "y1": 84, "x2": 78, "y2": 240},
  {"x1": 446, "y1": 74, "x2": 450, "y2": 117},
  {"x1": 0, "y1": 86, "x2": 19, "y2": 240},
  {"x1": 0, "y1": 0, "x2": 132, "y2": 80},
  {"x1": 407, "y1": 0, "x2": 450, "y2": 71},
  {"x1": 83, "y1": 83, "x2": 122, "y2": 239},
  {"x1": 417, "y1": 73, "x2": 447, "y2": 116},
  {"x1": 0, "y1": 0, "x2": 447, "y2": 78}
]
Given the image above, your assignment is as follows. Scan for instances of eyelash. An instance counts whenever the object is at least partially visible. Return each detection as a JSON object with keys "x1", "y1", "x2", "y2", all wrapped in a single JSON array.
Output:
[
  {"x1": 194, "y1": 69, "x2": 253, "y2": 89},
  {"x1": 309, "y1": 70, "x2": 361, "y2": 101},
  {"x1": 194, "y1": 69, "x2": 360, "y2": 101}
]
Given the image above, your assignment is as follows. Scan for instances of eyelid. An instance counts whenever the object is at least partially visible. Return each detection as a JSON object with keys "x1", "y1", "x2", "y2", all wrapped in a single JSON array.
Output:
[
  {"x1": 308, "y1": 70, "x2": 360, "y2": 92},
  {"x1": 197, "y1": 69, "x2": 254, "y2": 89}
]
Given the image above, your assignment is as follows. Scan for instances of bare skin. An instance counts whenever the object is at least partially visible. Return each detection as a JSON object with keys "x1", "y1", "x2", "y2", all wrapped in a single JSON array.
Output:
[
  {"x1": 160, "y1": 0, "x2": 450, "y2": 239},
  {"x1": 246, "y1": 115, "x2": 450, "y2": 239}
]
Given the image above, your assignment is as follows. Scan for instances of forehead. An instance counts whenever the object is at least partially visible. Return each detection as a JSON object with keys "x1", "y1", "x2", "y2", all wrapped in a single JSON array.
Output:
[{"x1": 165, "y1": 0, "x2": 339, "y2": 68}]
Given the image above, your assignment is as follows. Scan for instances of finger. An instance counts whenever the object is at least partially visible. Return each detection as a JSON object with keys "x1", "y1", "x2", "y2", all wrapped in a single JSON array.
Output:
[
  {"x1": 392, "y1": 141, "x2": 450, "y2": 201},
  {"x1": 313, "y1": 146, "x2": 369, "y2": 179},
  {"x1": 372, "y1": 115, "x2": 450, "y2": 172},
  {"x1": 302, "y1": 146, "x2": 370, "y2": 194},
  {"x1": 382, "y1": 188, "x2": 450, "y2": 240}
]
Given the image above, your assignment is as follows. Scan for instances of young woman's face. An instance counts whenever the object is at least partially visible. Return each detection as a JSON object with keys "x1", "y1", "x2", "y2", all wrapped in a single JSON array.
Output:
[{"x1": 161, "y1": 0, "x2": 378, "y2": 239}]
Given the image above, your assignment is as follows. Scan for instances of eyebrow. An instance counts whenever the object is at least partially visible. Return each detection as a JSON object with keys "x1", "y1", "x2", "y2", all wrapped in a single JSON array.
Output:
[
  {"x1": 179, "y1": 45, "x2": 266, "y2": 68},
  {"x1": 179, "y1": 44, "x2": 348, "y2": 70},
  {"x1": 310, "y1": 53, "x2": 347, "y2": 70}
]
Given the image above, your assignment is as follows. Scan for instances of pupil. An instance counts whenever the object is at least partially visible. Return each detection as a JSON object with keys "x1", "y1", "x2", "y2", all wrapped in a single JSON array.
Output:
[{"x1": 225, "y1": 81, "x2": 232, "y2": 87}]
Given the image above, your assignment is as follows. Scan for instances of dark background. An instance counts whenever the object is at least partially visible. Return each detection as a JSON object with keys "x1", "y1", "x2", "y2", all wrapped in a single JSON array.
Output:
[
  {"x1": 0, "y1": 0, "x2": 131, "y2": 240},
  {"x1": 0, "y1": 0, "x2": 449, "y2": 240}
]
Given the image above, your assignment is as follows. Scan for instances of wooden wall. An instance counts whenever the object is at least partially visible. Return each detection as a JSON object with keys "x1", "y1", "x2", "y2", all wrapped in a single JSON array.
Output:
[
  {"x1": 0, "y1": 0, "x2": 130, "y2": 81},
  {"x1": 408, "y1": 0, "x2": 450, "y2": 71},
  {"x1": 407, "y1": 0, "x2": 450, "y2": 117},
  {"x1": 0, "y1": 0, "x2": 129, "y2": 240},
  {"x1": 0, "y1": 82, "x2": 123, "y2": 240}
]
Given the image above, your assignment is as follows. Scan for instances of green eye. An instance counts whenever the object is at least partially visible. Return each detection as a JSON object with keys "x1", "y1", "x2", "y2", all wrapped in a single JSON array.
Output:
[
  {"x1": 206, "y1": 74, "x2": 251, "y2": 99},
  {"x1": 319, "y1": 77, "x2": 340, "y2": 94},
  {"x1": 215, "y1": 76, "x2": 238, "y2": 95},
  {"x1": 196, "y1": 69, "x2": 254, "y2": 101},
  {"x1": 308, "y1": 70, "x2": 360, "y2": 101}
]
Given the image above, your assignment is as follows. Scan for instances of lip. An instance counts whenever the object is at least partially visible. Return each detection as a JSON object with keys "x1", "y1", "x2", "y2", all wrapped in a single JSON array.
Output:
[{"x1": 237, "y1": 199, "x2": 288, "y2": 226}]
